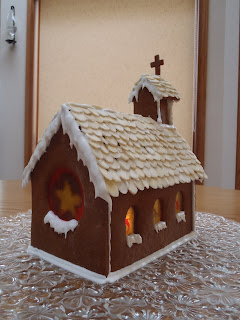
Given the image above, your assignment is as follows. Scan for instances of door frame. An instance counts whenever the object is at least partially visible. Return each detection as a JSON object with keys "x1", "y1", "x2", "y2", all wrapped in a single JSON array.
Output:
[
  {"x1": 24, "y1": 0, "x2": 40, "y2": 166},
  {"x1": 235, "y1": 5, "x2": 240, "y2": 190},
  {"x1": 193, "y1": 0, "x2": 208, "y2": 175}
]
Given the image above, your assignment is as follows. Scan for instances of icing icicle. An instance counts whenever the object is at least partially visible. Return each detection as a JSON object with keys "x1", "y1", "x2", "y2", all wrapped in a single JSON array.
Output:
[
  {"x1": 44, "y1": 211, "x2": 78, "y2": 238},
  {"x1": 128, "y1": 75, "x2": 165, "y2": 103},
  {"x1": 176, "y1": 211, "x2": 186, "y2": 223},
  {"x1": 60, "y1": 104, "x2": 112, "y2": 213},
  {"x1": 22, "y1": 105, "x2": 112, "y2": 214},
  {"x1": 154, "y1": 221, "x2": 167, "y2": 233},
  {"x1": 157, "y1": 100, "x2": 162, "y2": 123}
]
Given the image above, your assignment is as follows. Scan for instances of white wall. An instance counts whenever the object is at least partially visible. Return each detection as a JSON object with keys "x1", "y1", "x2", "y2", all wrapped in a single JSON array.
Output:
[
  {"x1": 0, "y1": 0, "x2": 239, "y2": 187},
  {"x1": 0, "y1": 0, "x2": 27, "y2": 179},
  {"x1": 205, "y1": 0, "x2": 239, "y2": 189}
]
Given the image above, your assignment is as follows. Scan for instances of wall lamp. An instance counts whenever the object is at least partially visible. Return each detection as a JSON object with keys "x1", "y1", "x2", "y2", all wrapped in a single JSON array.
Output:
[{"x1": 6, "y1": 6, "x2": 17, "y2": 45}]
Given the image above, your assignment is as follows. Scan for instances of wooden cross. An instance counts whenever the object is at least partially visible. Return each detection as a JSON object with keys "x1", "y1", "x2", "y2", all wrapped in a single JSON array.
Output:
[{"x1": 150, "y1": 55, "x2": 164, "y2": 75}]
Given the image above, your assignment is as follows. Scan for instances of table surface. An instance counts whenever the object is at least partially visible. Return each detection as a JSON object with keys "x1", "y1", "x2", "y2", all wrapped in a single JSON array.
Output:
[
  {"x1": 0, "y1": 180, "x2": 239, "y2": 222},
  {"x1": 1, "y1": 180, "x2": 240, "y2": 319}
]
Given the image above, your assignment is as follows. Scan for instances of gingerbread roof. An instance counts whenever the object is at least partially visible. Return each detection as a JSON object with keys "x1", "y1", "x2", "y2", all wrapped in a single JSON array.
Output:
[
  {"x1": 23, "y1": 103, "x2": 206, "y2": 210},
  {"x1": 129, "y1": 74, "x2": 180, "y2": 103}
]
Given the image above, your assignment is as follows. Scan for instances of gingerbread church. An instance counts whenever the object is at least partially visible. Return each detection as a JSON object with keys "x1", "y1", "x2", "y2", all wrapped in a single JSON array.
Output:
[{"x1": 23, "y1": 55, "x2": 206, "y2": 283}]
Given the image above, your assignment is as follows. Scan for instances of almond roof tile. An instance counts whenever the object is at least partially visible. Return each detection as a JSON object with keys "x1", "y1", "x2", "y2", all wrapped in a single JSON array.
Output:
[{"x1": 67, "y1": 103, "x2": 206, "y2": 197}]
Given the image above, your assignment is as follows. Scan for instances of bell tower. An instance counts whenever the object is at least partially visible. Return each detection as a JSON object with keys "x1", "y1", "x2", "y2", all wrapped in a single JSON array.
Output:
[{"x1": 129, "y1": 55, "x2": 180, "y2": 125}]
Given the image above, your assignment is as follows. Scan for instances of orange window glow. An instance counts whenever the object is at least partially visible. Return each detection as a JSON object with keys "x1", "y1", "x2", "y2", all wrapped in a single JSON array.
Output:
[
  {"x1": 125, "y1": 207, "x2": 134, "y2": 236},
  {"x1": 176, "y1": 191, "x2": 183, "y2": 213},
  {"x1": 153, "y1": 199, "x2": 162, "y2": 224}
]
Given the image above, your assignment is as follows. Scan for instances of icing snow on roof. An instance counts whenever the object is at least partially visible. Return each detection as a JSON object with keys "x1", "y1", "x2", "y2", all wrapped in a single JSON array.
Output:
[
  {"x1": 23, "y1": 103, "x2": 206, "y2": 205},
  {"x1": 129, "y1": 74, "x2": 180, "y2": 103}
]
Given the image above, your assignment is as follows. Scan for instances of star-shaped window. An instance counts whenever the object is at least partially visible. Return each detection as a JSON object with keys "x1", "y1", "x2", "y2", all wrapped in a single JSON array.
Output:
[{"x1": 48, "y1": 167, "x2": 84, "y2": 221}]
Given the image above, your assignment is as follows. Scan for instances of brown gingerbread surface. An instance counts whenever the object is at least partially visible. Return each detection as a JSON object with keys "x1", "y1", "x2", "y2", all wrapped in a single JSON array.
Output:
[
  {"x1": 31, "y1": 126, "x2": 193, "y2": 276},
  {"x1": 133, "y1": 88, "x2": 175, "y2": 124},
  {"x1": 111, "y1": 182, "x2": 193, "y2": 272},
  {"x1": 31, "y1": 127, "x2": 109, "y2": 276}
]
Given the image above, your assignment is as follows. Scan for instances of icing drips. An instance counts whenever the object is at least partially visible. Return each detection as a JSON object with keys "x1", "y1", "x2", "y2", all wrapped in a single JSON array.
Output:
[
  {"x1": 154, "y1": 221, "x2": 167, "y2": 233},
  {"x1": 126, "y1": 234, "x2": 142, "y2": 248},
  {"x1": 22, "y1": 105, "x2": 112, "y2": 215},
  {"x1": 44, "y1": 211, "x2": 78, "y2": 239},
  {"x1": 176, "y1": 211, "x2": 186, "y2": 223}
]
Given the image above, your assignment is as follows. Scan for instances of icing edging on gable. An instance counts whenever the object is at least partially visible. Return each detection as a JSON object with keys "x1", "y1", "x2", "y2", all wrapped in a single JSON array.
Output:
[
  {"x1": 128, "y1": 74, "x2": 180, "y2": 104},
  {"x1": 128, "y1": 75, "x2": 163, "y2": 103},
  {"x1": 22, "y1": 112, "x2": 61, "y2": 188},
  {"x1": 22, "y1": 104, "x2": 112, "y2": 214}
]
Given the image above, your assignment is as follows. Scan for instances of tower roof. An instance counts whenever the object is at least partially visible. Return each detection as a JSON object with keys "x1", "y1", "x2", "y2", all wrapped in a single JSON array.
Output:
[{"x1": 129, "y1": 74, "x2": 180, "y2": 104}]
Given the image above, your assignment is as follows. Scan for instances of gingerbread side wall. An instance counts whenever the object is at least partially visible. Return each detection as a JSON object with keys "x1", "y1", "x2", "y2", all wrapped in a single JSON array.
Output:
[
  {"x1": 31, "y1": 127, "x2": 109, "y2": 276},
  {"x1": 110, "y1": 182, "x2": 193, "y2": 272},
  {"x1": 133, "y1": 88, "x2": 174, "y2": 124},
  {"x1": 133, "y1": 88, "x2": 158, "y2": 121}
]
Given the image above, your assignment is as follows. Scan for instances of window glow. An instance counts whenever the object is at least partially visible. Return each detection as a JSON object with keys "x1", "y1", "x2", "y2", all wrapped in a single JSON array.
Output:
[
  {"x1": 153, "y1": 199, "x2": 162, "y2": 225},
  {"x1": 176, "y1": 191, "x2": 183, "y2": 213},
  {"x1": 125, "y1": 207, "x2": 134, "y2": 236}
]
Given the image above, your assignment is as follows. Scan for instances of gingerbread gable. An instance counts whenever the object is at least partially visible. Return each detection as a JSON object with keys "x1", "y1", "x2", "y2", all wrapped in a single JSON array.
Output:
[{"x1": 23, "y1": 103, "x2": 206, "y2": 215}]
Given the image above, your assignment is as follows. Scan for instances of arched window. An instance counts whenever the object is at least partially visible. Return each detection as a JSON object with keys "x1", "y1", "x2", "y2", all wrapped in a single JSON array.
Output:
[
  {"x1": 175, "y1": 191, "x2": 183, "y2": 213},
  {"x1": 125, "y1": 207, "x2": 142, "y2": 248},
  {"x1": 125, "y1": 207, "x2": 134, "y2": 236},
  {"x1": 153, "y1": 199, "x2": 161, "y2": 224},
  {"x1": 153, "y1": 199, "x2": 166, "y2": 232},
  {"x1": 48, "y1": 167, "x2": 84, "y2": 221},
  {"x1": 175, "y1": 191, "x2": 186, "y2": 223}
]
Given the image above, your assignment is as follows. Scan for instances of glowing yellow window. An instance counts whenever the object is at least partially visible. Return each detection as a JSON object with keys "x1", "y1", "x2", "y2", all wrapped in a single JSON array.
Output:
[
  {"x1": 176, "y1": 191, "x2": 184, "y2": 213},
  {"x1": 153, "y1": 199, "x2": 167, "y2": 232},
  {"x1": 153, "y1": 199, "x2": 162, "y2": 224},
  {"x1": 125, "y1": 207, "x2": 134, "y2": 236}
]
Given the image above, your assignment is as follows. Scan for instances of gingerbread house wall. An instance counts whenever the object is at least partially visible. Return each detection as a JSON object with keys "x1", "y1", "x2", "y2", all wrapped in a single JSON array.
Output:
[
  {"x1": 133, "y1": 88, "x2": 158, "y2": 121},
  {"x1": 133, "y1": 88, "x2": 171, "y2": 124},
  {"x1": 111, "y1": 182, "x2": 193, "y2": 272},
  {"x1": 31, "y1": 127, "x2": 109, "y2": 276}
]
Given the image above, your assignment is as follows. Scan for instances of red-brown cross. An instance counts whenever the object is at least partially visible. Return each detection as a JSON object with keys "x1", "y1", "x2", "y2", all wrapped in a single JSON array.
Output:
[{"x1": 150, "y1": 55, "x2": 164, "y2": 75}]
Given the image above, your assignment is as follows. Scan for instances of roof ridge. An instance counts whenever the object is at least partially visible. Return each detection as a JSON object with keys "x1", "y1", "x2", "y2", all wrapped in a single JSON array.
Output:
[{"x1": 67, "y1": 102, "x2": 165, "y2": 127}]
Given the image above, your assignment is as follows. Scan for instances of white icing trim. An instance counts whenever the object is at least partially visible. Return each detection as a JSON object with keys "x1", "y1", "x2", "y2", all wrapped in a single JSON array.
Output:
[
  {"x1": 160, "y1": 124, "x2": 176, "y2": 129},
  {"x1": 129, "y1": 75, "x2": 165, "y2": 103},
  {"x1": 60, "y1": 104, "x2": 112, "y2": 274},
  {"x1": 27, "y1": 231, "x2": 196, "y2": 284},
  {"x1": 176, "y1": 211, "x2": 186, "y2": 223},
  {"x1": 44, "y1": 211, "x2": 78, "y2": 239},
  {"x1": 27, "y1": 246, "x2": 108, "y2": 284},
  {"x1": 60, "y1": 104, "x2": 112, "y2": 214},
  {"x1": 126, "y1": 234, "x2": 142, "y2": 248},
  {"x1": 154, "y1": 221, "x2": 167, "y2": 233},
  {"x1": 157, "y1": 101, "x2": 162, "y2": 123},
  {"x1": 22, "y1": 104, "x2": 112, "y2": 215},
  {"x1": 167, "y1": 100, "x2": 174, "y2": 125},
  {"x1": 22, "y1": 112, "x2": 61, "y2": 188}
]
